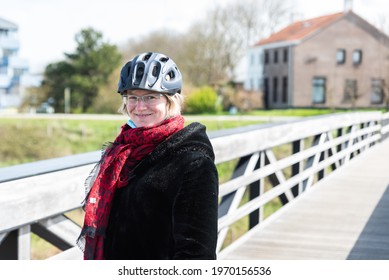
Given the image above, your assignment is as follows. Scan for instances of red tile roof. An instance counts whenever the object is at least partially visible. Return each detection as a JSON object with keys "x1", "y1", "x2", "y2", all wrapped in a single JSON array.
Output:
[{"x1": 255, "y1": 12, "x2": 345, "y2": 46}]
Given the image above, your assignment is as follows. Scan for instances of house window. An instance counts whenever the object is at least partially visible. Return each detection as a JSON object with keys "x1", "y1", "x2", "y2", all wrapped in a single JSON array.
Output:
[
  {"x1": 353, "y1": 49, "x2": 362, "y2": 65},
  {"x1": 263, "y1": 77, "x2": 269, "y2": 107},
  {"x1": 336, "y1": 49, "x2": 346, "y2": 64},
  {"x1": 282, "y1": 76, "x2": 288, "y2": 103},
  {"x1": 274, "y1": 50, "x2": 278, "y2": 63},
  {"x1": 273, "y1": 77, "x2": 278, "y2": 103},
  {"x1": 264, "y1": 50, "x2": 269, "y2": 64},
  {"x1": 312, "y1": 77, "x2": 326, "y2": 104},
  {"x1": 371, "y1": 79, "x2": 384, "y2": 104},
  {"x1": 250, "y1": 53, "x2": 255, "y2": 66},
  {"x1": 344, "y1": 79, "x2": 358, "y2": 102},
  {"x1": 283, "y1": 48, "x2": 288, "y2": 63}
]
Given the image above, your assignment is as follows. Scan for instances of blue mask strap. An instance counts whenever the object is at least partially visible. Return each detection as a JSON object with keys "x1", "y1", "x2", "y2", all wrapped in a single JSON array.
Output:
[{"x1": 127, "y1": 120, "x2": 137, "y2": 128}]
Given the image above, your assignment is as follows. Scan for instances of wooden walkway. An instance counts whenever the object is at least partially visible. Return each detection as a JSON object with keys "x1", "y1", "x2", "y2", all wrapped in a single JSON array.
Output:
[{"x1": 220, "y1": 139, "x2": 389, "y2": 260}]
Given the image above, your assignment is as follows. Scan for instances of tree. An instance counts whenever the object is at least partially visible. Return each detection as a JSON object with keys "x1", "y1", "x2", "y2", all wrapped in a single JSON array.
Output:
[
  {"x1": 91, "y1": 67, "x2": 123, "y2": 114},
  {"x1": 179, "y1": 0, "x2": 291, "y2": 86},
  {"x1": 179, "y1": 21, "x2": 229, "y2": 86},
  {"x1": 116, "y1": 0, "x2": 290, "y2": 90},
  {"x1": 121, "y1": 29, "x2": 183, "y2": 61},
  {"x1": 41, "y1": 61, "x2": 74, "y2": 112},
  {"x1": 43, "y1": 28, "x2": 122, "y2": 113}
]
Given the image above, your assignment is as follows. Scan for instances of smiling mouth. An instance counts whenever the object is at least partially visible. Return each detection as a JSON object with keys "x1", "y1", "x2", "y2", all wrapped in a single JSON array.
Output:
[{"x1": 135, "y1": 113, "x2": 152, "y2": 117}]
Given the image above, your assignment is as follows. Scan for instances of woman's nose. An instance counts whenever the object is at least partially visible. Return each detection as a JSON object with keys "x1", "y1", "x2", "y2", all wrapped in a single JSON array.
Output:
[{"x1": 135, "y1": 99, "x2": 147, "y2": 109}]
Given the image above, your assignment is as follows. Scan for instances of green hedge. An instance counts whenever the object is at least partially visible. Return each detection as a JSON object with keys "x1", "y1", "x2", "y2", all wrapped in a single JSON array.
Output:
[{"x1": 184, "y1": 86, "x2": 222, "y2": 114}]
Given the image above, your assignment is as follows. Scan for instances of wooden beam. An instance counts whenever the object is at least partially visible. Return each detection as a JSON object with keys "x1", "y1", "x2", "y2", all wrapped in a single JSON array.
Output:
[
  {"x1": 31, "y1": 215, "x2": 81, "y2": 250},
  {"x1": 0, "y1": 165, "x2": 92, "y2": 233},
  {"x1": 18, "y1": 225, "x2": 30, "y2": 260}
]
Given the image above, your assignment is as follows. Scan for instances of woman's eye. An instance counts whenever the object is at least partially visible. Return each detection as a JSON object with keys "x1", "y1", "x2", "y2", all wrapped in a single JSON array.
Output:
[{"x1": 145, "y1": 95, "x2": 156, "y2": 101}]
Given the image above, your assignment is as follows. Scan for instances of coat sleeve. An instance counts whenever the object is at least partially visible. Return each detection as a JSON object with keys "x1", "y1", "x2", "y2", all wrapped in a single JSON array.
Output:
[{"x1": 172, "y1": 155, "x2": 219, "y2": 259}]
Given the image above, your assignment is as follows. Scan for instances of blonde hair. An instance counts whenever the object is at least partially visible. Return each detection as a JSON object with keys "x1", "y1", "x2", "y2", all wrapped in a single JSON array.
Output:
[{"x1": 118, "y1": 92, "x2": 184, "y2": 118}]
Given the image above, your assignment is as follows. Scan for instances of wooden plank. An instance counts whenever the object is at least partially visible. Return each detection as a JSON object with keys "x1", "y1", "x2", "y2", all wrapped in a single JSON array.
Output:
[
  {"x1": 218, "y1": 135, "x2": 380, "y2": 230},
  {"x1": 220, "y1": 139, "x2": 389, "y2": 260},
  {"x1": 212, "y1": 112, "x2": 382, "y2": 164},
  {"x1": 32, "y1": 215, "x2": 81, "y2": 249},
  {"x1": 0, "y1": 151, "x2": 100, "y2": 183},
  {"x1": 0, "y1": 165, "x2": 92, "y2": 233},
  {"x1": 18, "y1": 225, "x2": 31, "y2": 260}
]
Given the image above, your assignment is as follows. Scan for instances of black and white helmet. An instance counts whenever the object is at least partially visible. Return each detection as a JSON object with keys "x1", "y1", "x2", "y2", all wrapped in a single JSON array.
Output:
[{"x1": 118, "y1": 52, "x2": 182, "y2": 95}]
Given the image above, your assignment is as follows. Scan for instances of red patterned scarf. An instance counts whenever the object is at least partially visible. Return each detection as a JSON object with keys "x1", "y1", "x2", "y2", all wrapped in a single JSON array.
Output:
[{"x1": 78, "y1": 115, "x2": 185, "y2": 259}]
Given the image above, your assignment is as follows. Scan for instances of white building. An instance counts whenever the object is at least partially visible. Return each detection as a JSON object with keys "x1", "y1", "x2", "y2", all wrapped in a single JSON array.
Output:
[
  {"x1": 244, "y1": 47, "x2": 264, "y2": 92},
  {"x1": 0, "y1": 17, "x2": 41, "y2": 111}
]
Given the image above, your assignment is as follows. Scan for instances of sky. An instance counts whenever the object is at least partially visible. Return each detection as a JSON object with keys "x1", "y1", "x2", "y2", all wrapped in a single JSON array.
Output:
[{"x1": 1, "y1": 0, "x2": 389, "y2": 74}]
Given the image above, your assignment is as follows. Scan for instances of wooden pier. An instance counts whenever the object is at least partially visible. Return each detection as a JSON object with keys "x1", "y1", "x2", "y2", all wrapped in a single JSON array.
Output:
[{"x1": 220, "y1": 139, "x2": 389, "y2": 259}]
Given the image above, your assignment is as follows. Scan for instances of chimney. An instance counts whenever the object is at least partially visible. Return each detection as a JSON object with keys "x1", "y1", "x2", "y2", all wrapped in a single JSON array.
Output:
[{"x1": 344, "y1": 0, "x2": 353, "y2": 12}]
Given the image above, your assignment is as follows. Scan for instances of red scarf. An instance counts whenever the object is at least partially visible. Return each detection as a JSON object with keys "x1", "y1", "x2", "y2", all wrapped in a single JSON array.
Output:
[{"x1": 79, "y1": 115, "x2": 184, "y2": 259}]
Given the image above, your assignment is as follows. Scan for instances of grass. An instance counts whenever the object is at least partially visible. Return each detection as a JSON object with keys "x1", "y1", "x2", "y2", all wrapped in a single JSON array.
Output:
[
  {"x1": 0, "y1": 117, "x2": 263, "y2": 167},
  {"x1": 2, "y1": 107, "x2": 345, "y2": 167},
  {"x1": 245, "y1": 107, "x2": 384, "y2": 116},
  {"x1": 246, "y1": 108, "x2": 339, "y2": 116}
]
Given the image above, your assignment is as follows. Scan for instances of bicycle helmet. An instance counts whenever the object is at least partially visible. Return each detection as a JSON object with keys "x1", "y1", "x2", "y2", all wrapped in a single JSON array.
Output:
[{"x1": 118, "y1": 52, "x2": 182, "y2": 95}]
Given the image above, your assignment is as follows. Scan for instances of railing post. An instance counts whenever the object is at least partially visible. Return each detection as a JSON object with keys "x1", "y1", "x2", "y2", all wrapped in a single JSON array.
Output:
[
  {"x1": 249, "y1": 152, "x2": 265, "y2": 229},
  {"x1": 291, "y1": 139, "x2": 303, "y2": 197},
  {"x1": 317, "y1": 148, "x2": 325, "y2": 180},
  {"x1": 217, "y1": 155, "x2": 254, "y2": 251},
  {"x1": 218, "y1": 155, "x2": 251, "y2": 219},
  {"x1": 18, "y1": 225, "x2": 31, "y2": 260}
]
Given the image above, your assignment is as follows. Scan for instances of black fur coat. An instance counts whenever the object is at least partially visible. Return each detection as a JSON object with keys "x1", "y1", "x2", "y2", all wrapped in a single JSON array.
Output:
[{"x1": 103, "y1": 122, "x2": 219, "y2": 259}]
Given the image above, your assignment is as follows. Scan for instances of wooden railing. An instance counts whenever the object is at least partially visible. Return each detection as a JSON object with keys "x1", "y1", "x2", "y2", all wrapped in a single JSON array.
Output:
[{"x1": 1, "y1": 112, "x2": 388, "y2": 260}]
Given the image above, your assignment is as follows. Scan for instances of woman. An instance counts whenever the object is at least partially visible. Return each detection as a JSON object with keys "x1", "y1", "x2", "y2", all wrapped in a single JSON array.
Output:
[{"x1": 77, "y1": 52, "x2": 219, "y2": 260}]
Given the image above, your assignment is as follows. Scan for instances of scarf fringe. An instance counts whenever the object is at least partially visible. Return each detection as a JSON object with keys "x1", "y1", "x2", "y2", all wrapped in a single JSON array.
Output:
[
  {"x1": 76, "y1": 226, "x2": 107, "y2": 255},
  {"x1": 82, "y1": 142, "x2": 114, "y2": 208},
  {"x1": 78, "y1": 142, "x2": 113, "y2": 254}
]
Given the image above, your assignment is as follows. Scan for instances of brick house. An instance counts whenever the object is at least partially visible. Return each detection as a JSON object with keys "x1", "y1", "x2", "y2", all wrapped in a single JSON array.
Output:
[{"x1": 245, "y1": 10, "x2": 389, "y2": 109}]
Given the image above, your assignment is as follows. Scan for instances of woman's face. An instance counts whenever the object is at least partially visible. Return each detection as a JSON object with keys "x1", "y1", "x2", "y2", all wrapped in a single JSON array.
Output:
[{"x1": 124, "y1": 89, "x2": 168, "y2": 127}]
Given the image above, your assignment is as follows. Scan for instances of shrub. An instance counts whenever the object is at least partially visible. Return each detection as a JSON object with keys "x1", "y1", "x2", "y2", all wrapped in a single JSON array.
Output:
[{"x1": 184, "y1": 86, "x2": 222, "y2": 114}]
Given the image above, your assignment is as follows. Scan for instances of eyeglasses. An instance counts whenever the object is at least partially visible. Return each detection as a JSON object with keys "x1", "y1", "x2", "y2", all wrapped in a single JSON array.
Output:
[{"x1": 123, "y1": 93, "x2": 165, "y2": 105}]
